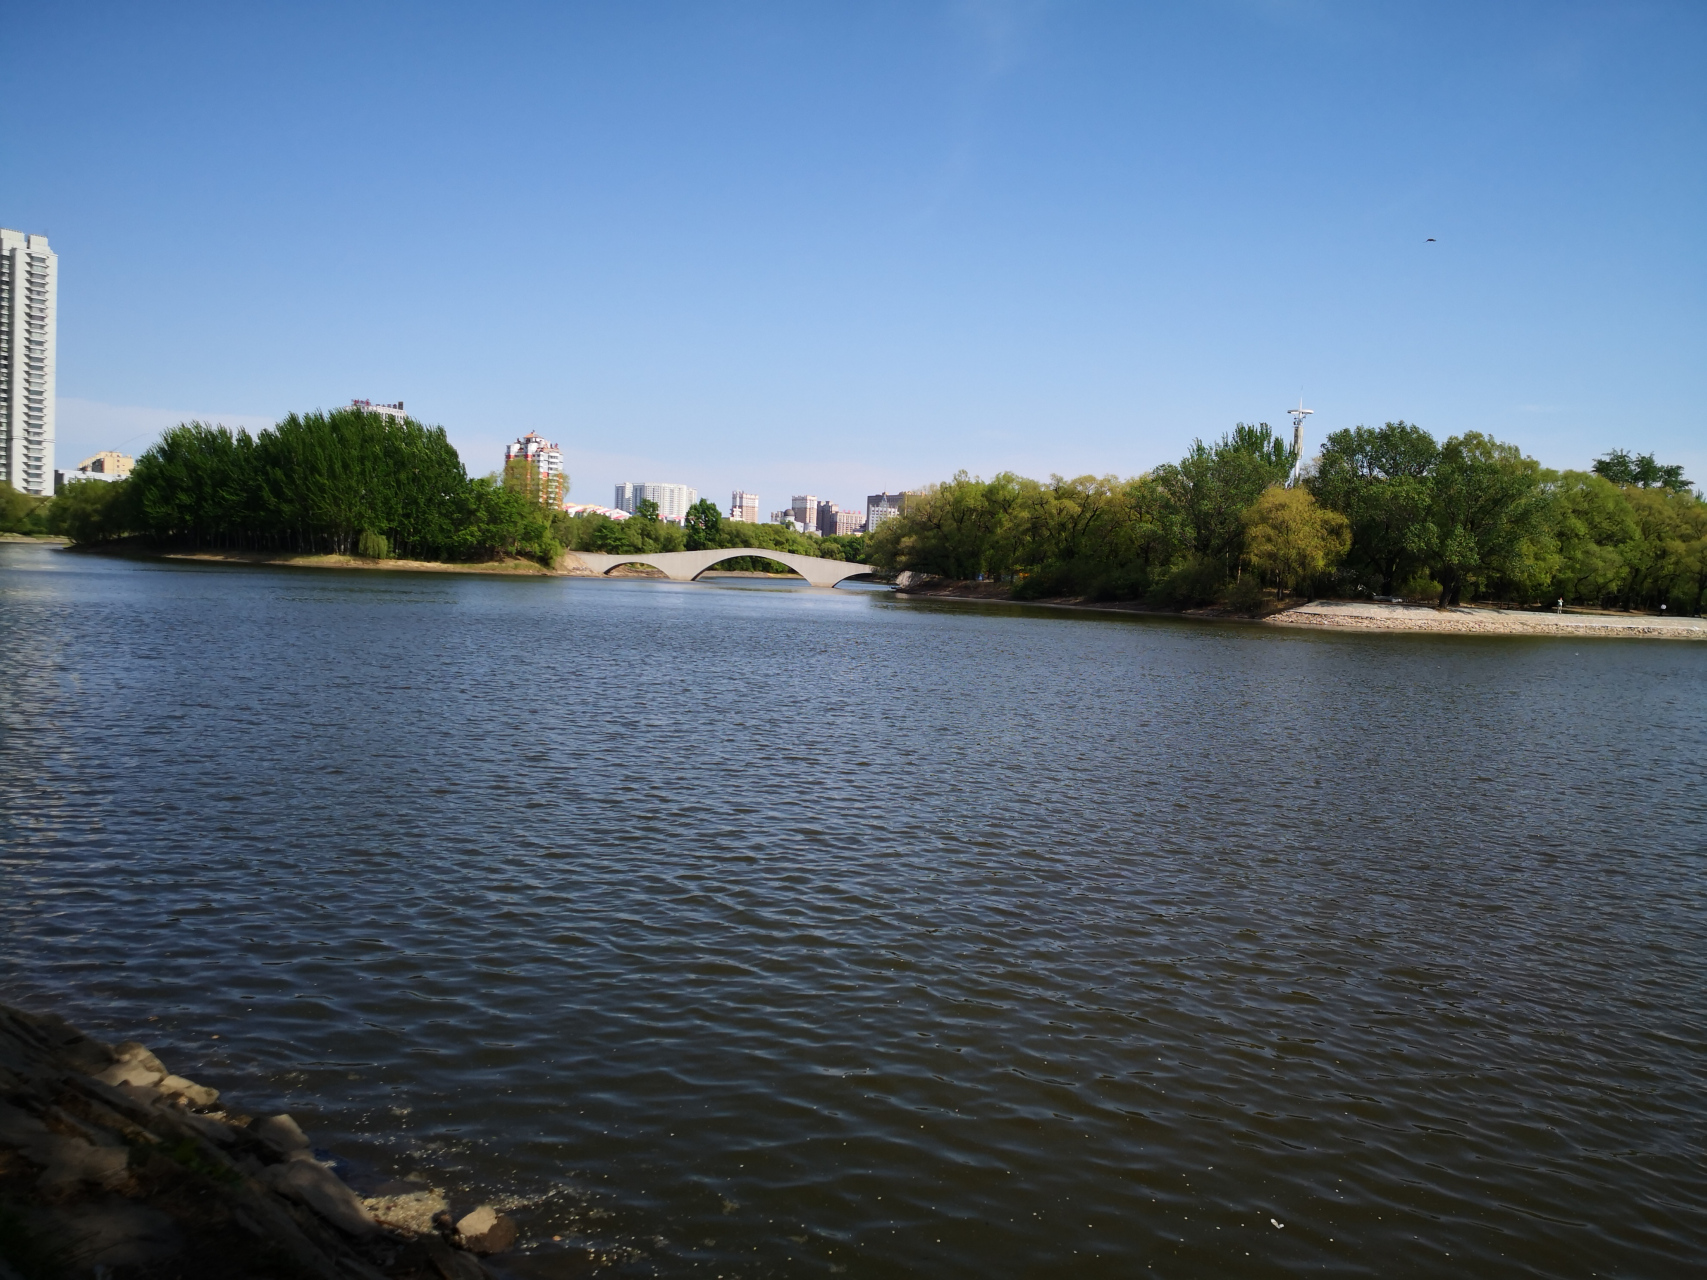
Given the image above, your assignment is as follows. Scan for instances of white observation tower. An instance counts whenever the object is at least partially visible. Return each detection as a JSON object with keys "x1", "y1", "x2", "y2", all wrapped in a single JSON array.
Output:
[{"x1": 1285, "y1": 397, "x2": 1312, "y2": 487}]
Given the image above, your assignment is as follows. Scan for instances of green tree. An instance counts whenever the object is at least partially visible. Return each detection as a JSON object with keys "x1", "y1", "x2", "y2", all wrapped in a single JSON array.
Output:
[
  {"x1": 866, "y1": 472, "x2": 1023, "y2": 580},
  {"x1": 1411, "y1": 433, "x2": 1555, "y2": 605},
  {"x1": 1005, "y1": 473, "x2": 1175, "y2": 600},
  {"x1": 584, "y1": 499, "x2": 686, "y2": 556},
  {"x1": 45, "y1": 478, "x2": 134, "y2": 544},
  {"x1": 1671, "y1": 503, "x2": 1707, "y2": 615},
  {"x1": 1593, "y1": 449, "x2": 1691, "y2": 493},
  {"x1": 1309, "y1": 422, "x2": 1438, "y2": 594},
  {"x1": 123, "y1": 406, "x2": 557, "y2": 563},
  {"x1": 1152, "y1": 423, "x2": 1295, "y2": 578},
  {"x1": 1242, "y1": 485, "x2": 1351, "y2": 595},
  {"x1": 1615, "y1": 486, "x2": 1694, "y2": 610},
  {"x1": 1550, "y1": 472, "x2": 1637, "y2": 607},
  {"x1": 0, "y1": 480, "x2": 51, "y2": 534},
  {"x1": 684, "y1": 498, "x2": 723, "y2": 550},
  {"x1": 451, "y1": 478, "x2": 560, "y2": 562}
]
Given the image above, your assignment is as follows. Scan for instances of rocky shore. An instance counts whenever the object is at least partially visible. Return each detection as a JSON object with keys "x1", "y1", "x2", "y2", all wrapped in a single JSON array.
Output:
[{"x1": 0, "y1": 1003, "x2": 517, "y2": 1278}]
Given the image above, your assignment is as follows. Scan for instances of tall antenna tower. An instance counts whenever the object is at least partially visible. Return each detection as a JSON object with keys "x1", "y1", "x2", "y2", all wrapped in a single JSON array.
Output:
[{"x1": 1285, "y1": 396, "x2": 1313, "y2": 487}]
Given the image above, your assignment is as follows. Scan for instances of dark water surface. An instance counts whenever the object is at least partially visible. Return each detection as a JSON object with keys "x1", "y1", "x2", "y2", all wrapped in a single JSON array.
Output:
[{"x1": 2, "y1": 543, "x2": 1704, "y2": 1277}]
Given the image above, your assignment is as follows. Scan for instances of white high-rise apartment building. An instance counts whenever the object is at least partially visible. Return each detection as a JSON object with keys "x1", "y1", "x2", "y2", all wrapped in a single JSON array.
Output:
[
  {"x1": 614, "y1": 482, "x2": 697, "y2": 522},
  {"x1": 505, "y1": 431, "x2": 568, "y2": 506},
  {"x1": 1, "y1": 230, "x2": 56, "y2": 496}
]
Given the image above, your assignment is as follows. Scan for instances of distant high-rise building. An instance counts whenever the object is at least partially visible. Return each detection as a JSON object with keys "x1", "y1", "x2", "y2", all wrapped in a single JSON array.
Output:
[
  {"x1": 505, "y1": 431, "x2": 567, "y2": 506},
  {"x1": 350, "y1": 399, "x2": 406, "y2": 422},
  {"x1": 55, "y1": 450, "x2": 135, "y2": 493},
  {"x1": 505, "y1": 431, "x2": 560, "y2": 474},
  {"x1": 790, "y1": 495, "x2": 818, "y2": 529},
  {"x1": 616, "y1": 482, "x2": 697, "y2": 523},
  {"x1": 1, "y1": 229, "x2": 57, "y2": 496},
  {"x1": 78, "y1": 450, "x2": 133, "y2": 478},
  {"x1": 815, "y1": 501, "x2": 863, "y2": 536},
  {"x1": 866, "y1": 492, "x2": 904, "y2": 531},
  {"x1": 730, "y1": 491, "x2": 759, "y2": 523}
]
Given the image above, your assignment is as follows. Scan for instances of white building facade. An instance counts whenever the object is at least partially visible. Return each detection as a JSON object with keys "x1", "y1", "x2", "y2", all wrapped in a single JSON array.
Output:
[
  {"x1": 506, "y1": 431, "x2": 563, "y2": 479},
  {"x1": 866, "y1": 492, "x2": 903, "y2": 531},
  {"x1": 615, "y1": 482, "x2": 697, "y2": 522},
  {"x1": 350, "y1": 399, "x2": 406, "y2": 421},
  {"x1": 730, "y1": 491, "x2": 759, "y2": 523},
  {"x1": 1, "y1": 230, "x2": 57, "y2": 495}
]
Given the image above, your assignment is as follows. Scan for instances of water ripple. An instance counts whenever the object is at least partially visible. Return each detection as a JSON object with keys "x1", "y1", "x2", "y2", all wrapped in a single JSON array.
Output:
[{"x1": 2, "y1": 544, "x2": 1705, "y2": 1276}]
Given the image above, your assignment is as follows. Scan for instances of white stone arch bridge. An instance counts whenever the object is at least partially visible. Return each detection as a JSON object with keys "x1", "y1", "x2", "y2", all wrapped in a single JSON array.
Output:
[{"x1": 559, "y1": 547, "x2": 876, "y2": 588}]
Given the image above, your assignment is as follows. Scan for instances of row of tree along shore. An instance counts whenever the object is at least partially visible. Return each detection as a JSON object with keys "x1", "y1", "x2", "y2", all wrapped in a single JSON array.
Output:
[
  {"x1": 862, "y1": 425, "x2": 1704, "y2": 613},
  {"x1": 0, "y1": 407, "x2": 869, "y2": 570},
  {"x1": 3, "y1": 406, "x2": 1699, "y2": 612}
]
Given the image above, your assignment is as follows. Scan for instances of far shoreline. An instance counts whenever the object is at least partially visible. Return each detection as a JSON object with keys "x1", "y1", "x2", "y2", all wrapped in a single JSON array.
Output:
[
  {"x1": 53, "y1": 543, "x2": 825, "y2": 583},
  {"x1": 21, "y1": 544, "x2": 1705, "y2": 637},
  {"x1": 894, "y1": 582, "x2": 1707, "y2": 639}
]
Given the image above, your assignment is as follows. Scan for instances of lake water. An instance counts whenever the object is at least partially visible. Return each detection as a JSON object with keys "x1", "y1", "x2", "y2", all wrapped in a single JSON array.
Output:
[{"x1": 2, "y1": 542, "x2": 1704, "y2": 1277}]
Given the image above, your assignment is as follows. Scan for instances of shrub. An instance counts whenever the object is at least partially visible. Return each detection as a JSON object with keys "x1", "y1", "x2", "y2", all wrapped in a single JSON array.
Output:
[
  {"x1": 1219, "y1": 576, "x2": 1266, "y2": 614},
  {"x1": 1149, "y1": 554, "x2": 1227, "y2": 608},
  {"x1": 45, "y1": 478, "x2": 133, "y2": 544}
]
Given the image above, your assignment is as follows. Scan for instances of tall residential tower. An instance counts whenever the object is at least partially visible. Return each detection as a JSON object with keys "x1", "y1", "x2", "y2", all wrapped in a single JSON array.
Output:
[
  {"x1": 1, "y1": 229, "x2": 56, "y2": 496},
  {"x1": 614, "y1": 482, "x2": 697, "y2": 522}
]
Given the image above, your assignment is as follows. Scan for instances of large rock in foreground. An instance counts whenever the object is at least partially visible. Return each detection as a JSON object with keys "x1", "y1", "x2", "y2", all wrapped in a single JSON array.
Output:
[{"x1": 0, "y1": 1002, "x2": 508, "y2": 1278}]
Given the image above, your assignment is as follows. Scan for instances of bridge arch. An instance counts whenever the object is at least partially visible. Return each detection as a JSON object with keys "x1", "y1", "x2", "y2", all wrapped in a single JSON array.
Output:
[{"x1": 559, "y1": 547, "x2": 876, "y2": 589}]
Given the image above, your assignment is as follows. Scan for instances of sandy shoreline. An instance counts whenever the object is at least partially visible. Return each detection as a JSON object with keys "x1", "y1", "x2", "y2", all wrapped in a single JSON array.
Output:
[
  {"x1": 895, "y1": 583, "x2": 1706, "y2": 639},
  {"x1": 1265, "y1": 598, "x2": 1707, "y2": 638},
  {"x1": 158, "y1": 549, "x2": 561, "y2": 576}
]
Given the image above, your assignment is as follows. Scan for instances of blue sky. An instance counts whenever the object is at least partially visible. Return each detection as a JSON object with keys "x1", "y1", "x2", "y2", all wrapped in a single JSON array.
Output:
[{"x1": 9, "y1": 1, "x2": 1704, "y2": 510}]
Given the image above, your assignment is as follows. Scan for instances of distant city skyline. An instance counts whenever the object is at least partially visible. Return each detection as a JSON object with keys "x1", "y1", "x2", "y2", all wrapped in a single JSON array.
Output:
[{"x1": 10, "y1": 3, "x2": 1704, "y2": 503}]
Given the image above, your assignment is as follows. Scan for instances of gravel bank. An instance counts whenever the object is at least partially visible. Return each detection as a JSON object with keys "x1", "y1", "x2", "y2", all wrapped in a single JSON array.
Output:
[
  {"x1": 894, "y1": 579, "x2": 1705, "y2": 639},
  {"x1": 1265, "y1": 599, "x2": 1707, "y2": 638}
]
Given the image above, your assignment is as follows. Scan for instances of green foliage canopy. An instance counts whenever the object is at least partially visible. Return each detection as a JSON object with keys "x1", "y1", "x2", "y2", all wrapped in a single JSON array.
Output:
[
  {"x1": 86, "y1": 407, "x2": 559, "y2": 563},
  {"x1": 1592, "y1": 449, "x2": 1691, "y2": 493},
  {"x1": 1243, "y1": 486, "x2": 1351, "y2": 594},
  {"x1": 0, "y1": 480, "x2": 53, "y2": 534},
  {"x1": 1308, "y1": 422, "x2": 1438, "y2": 595},
  {"x1": 684, "y1": 498, "x2": 723, "y2": 550},
  {"x1": 865, "y1": 423, "x2": 1707, "y2": 612}
]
